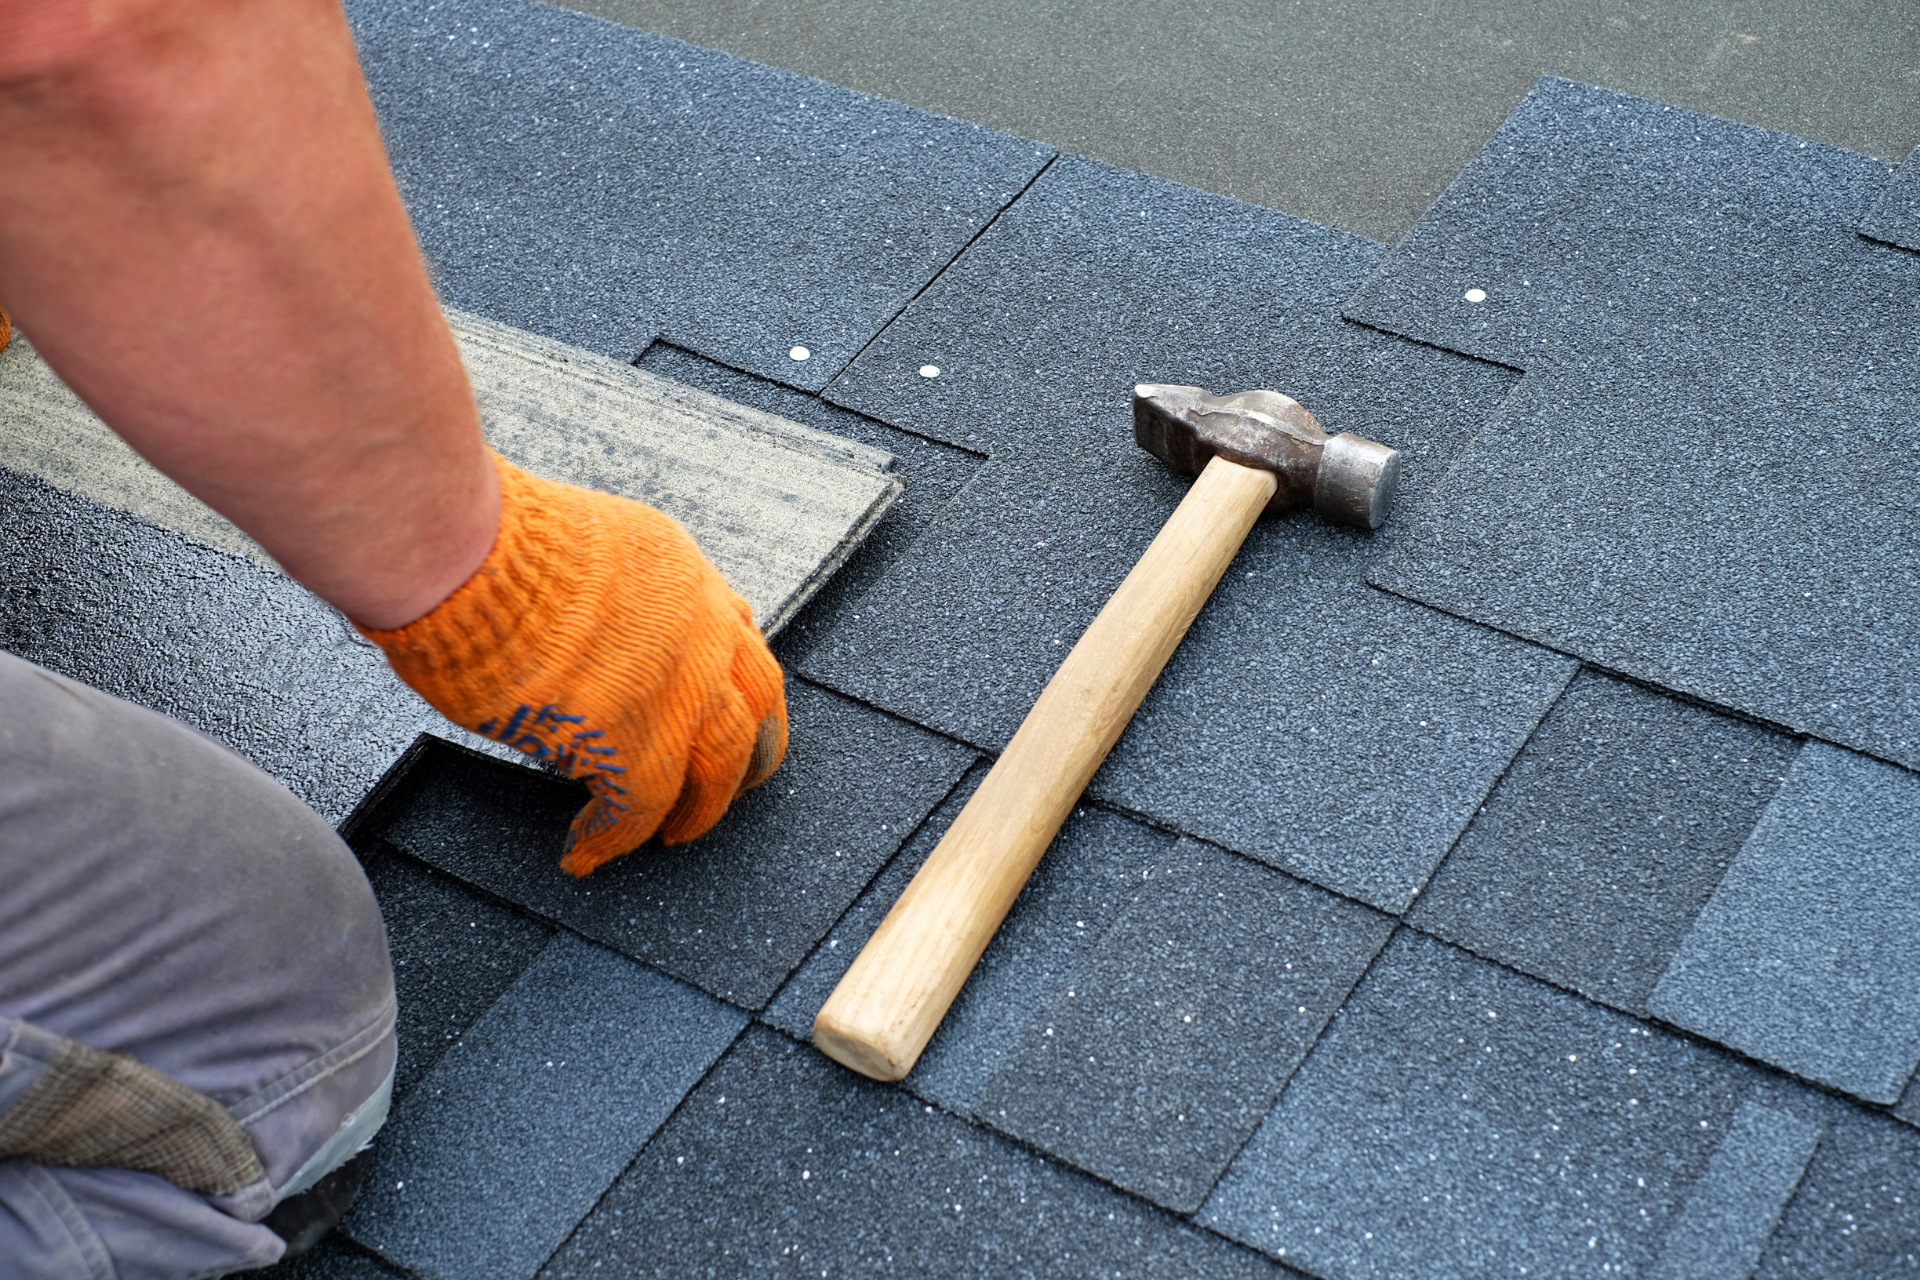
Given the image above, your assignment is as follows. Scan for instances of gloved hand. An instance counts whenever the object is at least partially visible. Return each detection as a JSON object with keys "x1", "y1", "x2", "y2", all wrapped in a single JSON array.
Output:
[{"x1": 360, "y1": 453, "x2": 787, "y2": 875}]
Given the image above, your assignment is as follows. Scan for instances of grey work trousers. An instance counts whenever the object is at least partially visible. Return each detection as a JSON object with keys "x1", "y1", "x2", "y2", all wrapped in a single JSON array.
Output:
[{"x1": 0, "y1": 650, "x2": 398, "y2": 1277}]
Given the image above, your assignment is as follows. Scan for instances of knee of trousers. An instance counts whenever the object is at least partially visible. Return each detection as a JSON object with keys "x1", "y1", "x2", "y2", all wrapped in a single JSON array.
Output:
[{"x1": 0, "y1": 651, "x2": 398, "y2": 1204}]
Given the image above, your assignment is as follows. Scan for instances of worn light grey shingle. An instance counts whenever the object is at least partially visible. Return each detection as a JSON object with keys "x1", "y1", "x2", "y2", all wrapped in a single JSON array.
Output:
[{"x1": 1647, "y1": 1098, "x2": 1823, "y2": 1280}]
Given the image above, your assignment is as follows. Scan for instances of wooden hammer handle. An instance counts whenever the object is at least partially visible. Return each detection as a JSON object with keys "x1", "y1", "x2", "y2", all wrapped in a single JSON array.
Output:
[{"x1": 813, "y1": 455, "x2": 1280, "y2": 1081}]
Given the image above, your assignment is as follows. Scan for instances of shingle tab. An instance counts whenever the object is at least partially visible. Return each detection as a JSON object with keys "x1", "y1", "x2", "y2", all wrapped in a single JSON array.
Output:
[
  {"x1": 1200, "y1": 931, "x2": 1790, "y2": 1279},
  {"x1": 761, "y1": 769, "x2": 1178, "y2": 1113},
  {"x1": 379, "y1": 682, "x2": 977, "y2": 1009},
  {"x1": 1345, "y1": 77, "x2": 1920, "y2": 769},
  {"x1": 635, "y1": 344, "x2": 988, "y2": 668},
  {"x1": 1646, "y1": 1098, "x2": 1823, "y2": 1280},
  {"x1": 344, "y1": 933, "x2": 745, "y2": 1280},
  {"x1": 811, "y1": 154, "x2": 1568, "y2": 912},
  {"x1": 1649, "y1": 741, "x2": 1920, "y2": 1104},
  {"x1": 976, "y1": 840, "x2": 1392, "y2": 1212},
  {"x1": 1754, "y1": 1105, "x2": 1920, "y2": 1279},
  {"x1": 538, "y1": 1026, "x2": 1284, "y2": 1280},
  {"x1": 1410, "y1": 670, "x2": 1796, "y2": 1014},
  {"x1": 345, "y1": 0, "x2": 1052, "y2": 378},
  {"x1": 1859, "y1": 143, "x2": 1920, "y2": 251},
  {"x1": 359, "y1": 844, "x2": 554, "y2": 1103}
]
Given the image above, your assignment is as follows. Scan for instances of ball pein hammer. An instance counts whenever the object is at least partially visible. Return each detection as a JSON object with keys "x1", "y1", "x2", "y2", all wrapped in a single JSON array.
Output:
[{"x1": 813, "y1": 383, "x2": 1402, "y2": 1082}]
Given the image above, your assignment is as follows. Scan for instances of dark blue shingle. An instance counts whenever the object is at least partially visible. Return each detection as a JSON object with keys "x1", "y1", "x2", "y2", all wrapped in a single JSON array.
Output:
[
  {"x1": 344, "y1": 933, "x2": 745, "y2": 1280},
  {"x1": 537, "y1": 1026, "x2": 1285, "y2": 1280},
  {"x1": 976, "y1": 839, "x2": 1393, "y2": 1213},
  {"x1": 1649, "y1": 741, "x2": 1920, "y2": 1104},
  {"x1": 346, "y1": 0, "x2": 1052, "y2": 379},
  {"x1": 1409, "y1": 669, "x2": 1796, "y2": 1014}
]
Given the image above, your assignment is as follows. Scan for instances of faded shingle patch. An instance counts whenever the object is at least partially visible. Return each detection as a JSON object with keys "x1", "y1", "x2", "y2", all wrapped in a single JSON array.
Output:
[
  {"x1": 1200, "y1": 931, "x2": 1794, "y2": 1279},
  {"x1": 538, "y1": 1026, "x2": 1285, "y2": 1280},
  {"x1": 1650, "y1": 741, "x2": 1920, "y2": 1104},
  {"x1": 1410, "y1": 669, "x2": 1796, "y2": 1014},
  {"x1": 379, "y1": 682, "x2": 976, "y2": 1010},
  {"x1": 813, "y1": 154, "x2": 1566, "y2": 912},
  {"x1": 976, "y1": 839, "x2": 1393, "y2": 1212},
  {"x1": 346, "y1": 0, "x2": 1051, "y2": 377},
  {"x1": 345, "y1": 933, "x2": 744, "y2": 1280}
]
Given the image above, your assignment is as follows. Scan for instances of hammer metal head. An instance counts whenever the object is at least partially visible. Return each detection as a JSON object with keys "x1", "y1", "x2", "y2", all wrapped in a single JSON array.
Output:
[{"x1": 1132, "y1": 383, "x2": 1402, "y2": 529}]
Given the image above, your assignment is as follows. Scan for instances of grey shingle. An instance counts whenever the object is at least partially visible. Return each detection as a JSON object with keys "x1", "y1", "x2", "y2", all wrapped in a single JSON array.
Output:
[
  {"x1": 346, "y1": 0, "x2": 1052, "y2": 377},
  {"x1": 634, "y1": 343, "x2": 988, "y2": 668},
  {"x1": 1345, "y1": 77, "x2": 1920, "y2": 770},
  {"x1": 380, "y1": 681, "x2": 977, "y2": 1009},
  {"x1": 360, "y1": 844, "x2": 554, "y2": 1103},
  {"x1": 975, "y1": 839, "x2": 1393, "y2": 1213},
  {"x1": 1409, "y1": 669, "x2": 1796, "y2": 1014},
  {"x1": 1860, "y1": 143, "x2": 1920, "y2": 251},
  {"x1": 761, "y1": 768, "x2": 1179, "y2": 1114},
  {"x1": 1200, "y1": 931, "x2": 1798, "y2": 1279},
  {"x1": 537, "y1": 1026, "x2": 1286, "y2": 1280},
  {"x1": 1649, "y1": 741, "x2": 1920, "y2": 1104},
  {"x1": 344, "y1": 933, "x2": 745, "y2": 1280},
  {"x1": 809, "y1": 154, "x2": 1569, "y2": 913},
  {"x1": 1646, "y1": 1098, "x2": 1823, "y2": 1280},
  {"x1": 0, "y1": 470, "x2": 448, "y2": 825},
  {"x1": 1754, "y1": 1105, "x2": 1920, "y2": 1278},
  {"x1": 254, "y1": 1237, "x2": 407, "y2": 1279}
]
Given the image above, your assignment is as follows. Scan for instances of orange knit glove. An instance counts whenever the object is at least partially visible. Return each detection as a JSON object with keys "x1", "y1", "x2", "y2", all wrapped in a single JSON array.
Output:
[{"x1": 361, "y1": 454, "x2": 787, "y2": 875}]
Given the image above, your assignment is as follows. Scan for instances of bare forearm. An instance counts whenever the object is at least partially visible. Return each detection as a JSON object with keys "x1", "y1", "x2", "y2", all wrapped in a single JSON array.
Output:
[{"x1": 0, "y1": 0, "x2": 497, "y2": 628}]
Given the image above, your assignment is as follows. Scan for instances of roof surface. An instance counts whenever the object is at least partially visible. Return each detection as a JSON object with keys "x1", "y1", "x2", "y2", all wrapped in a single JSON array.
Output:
[{"x1": 3, "y1": 0, "x2": 1917, "y2": 1276}]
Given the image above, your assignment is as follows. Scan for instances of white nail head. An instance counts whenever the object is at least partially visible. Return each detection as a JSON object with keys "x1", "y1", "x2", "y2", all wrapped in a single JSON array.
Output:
[
  {"x1": 919, "y1": 365, "x2": 941, "y2": 378},
  {"x1": 789, "y1": 345, "x2": 811, "y2": 361},
  {"x1": 1463, "y1": 288, "x2": 1488, "y2": 303}
]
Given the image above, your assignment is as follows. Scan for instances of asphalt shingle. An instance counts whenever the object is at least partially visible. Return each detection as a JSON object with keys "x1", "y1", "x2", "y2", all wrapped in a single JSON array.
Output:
[
  {"x1": 1345, "y1": 77, "x2": 1920, "y2": 770},
  {"x1": 358, "y1": 843, "x2": 555, "y2": 1103},
  {"x1": 537, "y1": 1026, "x2": 1285, "y2": 1280},
  {"x1": 1408, "y1": 669, "x2": 1797, "y2": 1014},
  {"x1": 378, "y1": 681, "x2": 977, "y2": 1009},
  {"x1": 1860, "y1": 143, "x2": 1920, "y2": 251},
  {"x1": 1646, "y1": 1098, "x2": 1823, "y2": 1280},
  {"x1": 1199, "y1": 931, "x2": 1801, "y2": 1279},
  {"x1": 343, "y1": 932, "x2": 746, "y2": 1280},
  {"x1": 810, "y1": 154, "x2": 1569, "y2": 912},
  {"x1": 1754, "y1": 1104, "x2": 1920, "y2": 1278},
  {"x1": 0, "y1": 469, "x2": 447, "y2": 824},
  {"x1": 634, "y1": 343, "x2": 988, "y2": 668},
  {"x1": 1649, "y1": 740, "x2": 1920, "y2": 1104},
  {"x1": 975, "y1": 839, "x2": 1393, "y2": 1213},
  {"x1": 346, "y1": 0, "x2": 1052, "y2": 379},
  {"x1": 761, "y1": 767, "x2": 1179, "y2": 1114}
]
